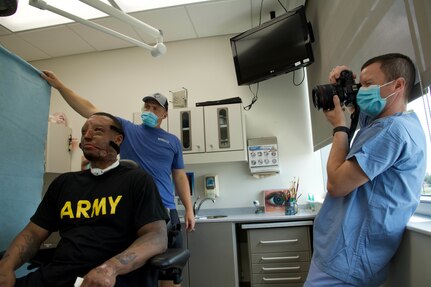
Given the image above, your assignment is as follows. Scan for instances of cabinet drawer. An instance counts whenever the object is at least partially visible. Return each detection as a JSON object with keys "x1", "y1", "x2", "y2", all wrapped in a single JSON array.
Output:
[
  {"x1": 248, "y1": 227, "x2": 310, "y2": 253},
  {"x1": 252, "y1": 272, "x2": 308, "y2": 284},
  {"x1": 252, "y1": 262, "x2": 310, "y2": 274},
  {"x1": 251, "y1": 251, "x2": 311, "y2": 263}
]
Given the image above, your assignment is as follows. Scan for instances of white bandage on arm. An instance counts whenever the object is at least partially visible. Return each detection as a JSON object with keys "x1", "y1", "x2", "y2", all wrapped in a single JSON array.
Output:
[{"x1": 74, "y1": 277, "x2": 83, "y2": 287}]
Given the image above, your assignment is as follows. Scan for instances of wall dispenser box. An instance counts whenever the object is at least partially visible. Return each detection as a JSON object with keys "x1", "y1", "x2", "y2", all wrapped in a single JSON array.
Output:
[
  {"x1": 248, "y1": 137, "x2": 280, "y2": 176},
  {"x1": 170, "y1": 87, "x2": 188, "y2": 108},
  {"x1": 204, "y1": 174, "x2": 219, "y2": 198}
]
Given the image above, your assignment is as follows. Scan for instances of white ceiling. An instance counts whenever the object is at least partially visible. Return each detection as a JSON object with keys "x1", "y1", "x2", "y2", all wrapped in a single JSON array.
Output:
[{"x1": 0, "y1": 0, "x2": 305, "y2": 62}]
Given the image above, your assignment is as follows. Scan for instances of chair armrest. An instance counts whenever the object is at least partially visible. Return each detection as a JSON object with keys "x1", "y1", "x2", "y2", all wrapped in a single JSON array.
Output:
[{"x1": 149, "y1": 248, "x2": 190, "y2": 270}]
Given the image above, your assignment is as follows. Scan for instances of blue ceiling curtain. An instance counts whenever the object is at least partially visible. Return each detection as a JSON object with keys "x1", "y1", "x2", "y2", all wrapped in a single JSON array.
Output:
[{"x1": 0, "y1": 45, "x2": 51, "y2": 251}]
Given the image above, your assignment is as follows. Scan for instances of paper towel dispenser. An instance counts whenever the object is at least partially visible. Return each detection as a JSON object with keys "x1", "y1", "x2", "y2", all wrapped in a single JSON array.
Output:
[{"x1": 247, "y1": 137, "x2": 280, "y2": 176}]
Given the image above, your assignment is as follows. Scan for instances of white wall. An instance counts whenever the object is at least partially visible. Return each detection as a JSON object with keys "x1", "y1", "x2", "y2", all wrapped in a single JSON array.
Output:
[{"x1": 31, "y1": 35, "x2": 324, "y2": 210}]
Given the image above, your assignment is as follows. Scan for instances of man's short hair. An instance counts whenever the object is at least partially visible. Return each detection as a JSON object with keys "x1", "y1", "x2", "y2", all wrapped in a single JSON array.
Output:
[{"x1": 361, "y1": 53, "x2": 416, "y2": 100}]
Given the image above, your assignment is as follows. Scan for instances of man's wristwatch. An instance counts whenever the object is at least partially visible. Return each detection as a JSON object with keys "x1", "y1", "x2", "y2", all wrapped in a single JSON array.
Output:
[{"x1": 333, "y1": 126, "x2": 350, "y2": 136}]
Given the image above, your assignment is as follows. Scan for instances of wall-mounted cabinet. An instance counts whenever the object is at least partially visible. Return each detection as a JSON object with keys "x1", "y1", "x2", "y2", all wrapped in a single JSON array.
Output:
[
  {"x1": 168, "y1": 103, "x2": 247, "y2": 164},
  {"x1": 168, "y1": 107, "x2": 205, "y2": 154},
  {"x1": 45, "y1": 123, "x2": 72, "y2": 173},
  {"x1": 203, "y1": 104, "x2": 244, "y2": 152}
]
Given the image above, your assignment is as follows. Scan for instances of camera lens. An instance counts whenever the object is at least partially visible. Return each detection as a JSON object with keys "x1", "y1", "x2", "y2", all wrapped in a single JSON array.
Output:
[
  {"x1": 312, "y1": 84, "x2": 337, "y2": 110},
  {"x1": 312, "y1": 70, "x2": 360, "y2": 111}
]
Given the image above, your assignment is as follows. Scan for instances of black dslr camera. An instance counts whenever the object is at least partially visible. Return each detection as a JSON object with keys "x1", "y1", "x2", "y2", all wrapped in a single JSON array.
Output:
[{"x1": 312, "y1": 70, "x2": 361, "y2": 110}]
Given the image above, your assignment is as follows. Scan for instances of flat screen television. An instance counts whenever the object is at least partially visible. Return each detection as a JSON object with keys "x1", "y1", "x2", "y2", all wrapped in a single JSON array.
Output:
[{"x1": 230, "y1": 5, "x2": 314, "y2": 86}]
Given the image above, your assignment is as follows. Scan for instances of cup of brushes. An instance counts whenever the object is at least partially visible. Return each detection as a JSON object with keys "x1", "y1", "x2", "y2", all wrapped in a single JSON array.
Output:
[{"x1": 285, "y1": 177, "x2": 300, "y2": 215}]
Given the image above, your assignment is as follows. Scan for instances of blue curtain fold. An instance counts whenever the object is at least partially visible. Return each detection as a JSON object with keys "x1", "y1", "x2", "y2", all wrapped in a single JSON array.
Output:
[{"x1": 0, "y1": 45, "x2": 51, "y2": 250}]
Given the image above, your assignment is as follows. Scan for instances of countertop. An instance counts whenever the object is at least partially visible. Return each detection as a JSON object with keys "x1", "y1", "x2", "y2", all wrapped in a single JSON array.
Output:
[
  {"x1": 407, "y1": 214, "x2": 431, "y2": 237},
  {"x1": 180, "y1": 207, "x2": 317, "y2": 224},
  {"x1": 182, "y1": 206, "x2": 431, "y2": 236}
]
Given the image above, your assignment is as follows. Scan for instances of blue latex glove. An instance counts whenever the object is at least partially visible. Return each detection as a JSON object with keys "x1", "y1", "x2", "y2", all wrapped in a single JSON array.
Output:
[{"x1": 141, "y1": 111, "x2": 159, "y2": 128}]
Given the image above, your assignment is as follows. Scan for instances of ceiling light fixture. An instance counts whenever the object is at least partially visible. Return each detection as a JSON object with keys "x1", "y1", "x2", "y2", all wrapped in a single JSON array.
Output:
[{"x1": 29, "y1": 0, "x2": 167, "y2": 57}]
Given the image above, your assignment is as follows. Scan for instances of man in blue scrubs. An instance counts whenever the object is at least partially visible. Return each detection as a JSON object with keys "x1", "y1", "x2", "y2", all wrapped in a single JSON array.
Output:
[{"x1": 305, "y1": 53, "x2": 427, "y2": 286}]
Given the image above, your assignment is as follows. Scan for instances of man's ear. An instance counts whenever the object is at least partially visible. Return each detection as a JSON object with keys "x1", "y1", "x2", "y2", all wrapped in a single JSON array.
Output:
[
  {"x1": 114, "y1": 134, "x2": 123, "y2": 146},
  {"x1": 395, "y1": 77, "x2": 406, "y2": 90},
  {"x1": 394, "y1": 77, "x2": 407, "y2": 99}
]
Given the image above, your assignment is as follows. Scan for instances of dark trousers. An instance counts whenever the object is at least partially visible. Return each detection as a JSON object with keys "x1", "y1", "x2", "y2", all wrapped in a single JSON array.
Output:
[
  {"x1": 15, "y1": 264, "x2": 158, "y2": 287},
  {"x1": 168, "y1": 209, "x2": 183, "y2": 249},
  {"x1": 14, "y1": 212, "x2": 183, "y2": 287}
]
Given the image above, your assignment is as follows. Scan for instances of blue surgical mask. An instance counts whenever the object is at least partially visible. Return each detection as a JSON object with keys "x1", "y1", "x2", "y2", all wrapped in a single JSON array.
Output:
[
  {"x1": 356, "y1": 80, "x2": 396, "y2": 117},
  {"x1": 141, "y1": 111, "x2": 159, "y2": 128}
]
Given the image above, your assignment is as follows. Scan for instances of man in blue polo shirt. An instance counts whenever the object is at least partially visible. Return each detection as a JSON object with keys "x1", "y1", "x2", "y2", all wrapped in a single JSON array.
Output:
[{"x1": 305, "y1": 53, "x2": 426, "y2": 286}]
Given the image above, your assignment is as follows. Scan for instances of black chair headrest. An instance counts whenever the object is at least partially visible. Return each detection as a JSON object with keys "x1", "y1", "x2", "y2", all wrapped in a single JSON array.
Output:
[{"x1": 119, "y1": 159, "x2": 139, "y2": 169}]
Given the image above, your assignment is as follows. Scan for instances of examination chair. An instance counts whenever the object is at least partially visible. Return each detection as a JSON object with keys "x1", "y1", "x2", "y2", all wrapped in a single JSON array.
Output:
[
  {"x1": 0, "y1": 247, "x2": 189, "y2": 285},
  {"x1": 0, "y1": 159, "x2": 190, "y2": 286},
  {"x1": 119, "y1": 159, "x2": 190, "y2": 284}
]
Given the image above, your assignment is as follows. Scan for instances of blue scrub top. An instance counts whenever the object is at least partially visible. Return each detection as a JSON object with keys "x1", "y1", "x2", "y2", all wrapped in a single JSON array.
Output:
[{"x1": 313, "y1": 111, "x2": 426, "y2": 286}]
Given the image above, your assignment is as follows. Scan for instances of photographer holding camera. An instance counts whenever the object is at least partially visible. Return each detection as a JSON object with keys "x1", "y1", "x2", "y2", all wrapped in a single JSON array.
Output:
[{"x1": 305, "y1": 53, "x2": 427, "y2": 286}]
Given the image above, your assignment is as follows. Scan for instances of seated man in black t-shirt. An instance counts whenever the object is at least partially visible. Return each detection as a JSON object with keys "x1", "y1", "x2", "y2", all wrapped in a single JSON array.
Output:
[{"x1": 0, "y1": 112, "x2": 169, "y2": 287}]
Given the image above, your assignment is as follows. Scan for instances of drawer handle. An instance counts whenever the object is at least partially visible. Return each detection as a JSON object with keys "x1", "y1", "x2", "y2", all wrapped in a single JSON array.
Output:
[
  {"x1": 262, "y1": 276, "x2": 302, "y2": 282},
  {"x1": 261, "y1": 256, "x2": 300, "y2": 261},
  {"x1": 262, "y1": 266, "x2": 300, "y2": 271},
  {"x1": 260, "y1": 239, "x2": 299, "y2": 244}
]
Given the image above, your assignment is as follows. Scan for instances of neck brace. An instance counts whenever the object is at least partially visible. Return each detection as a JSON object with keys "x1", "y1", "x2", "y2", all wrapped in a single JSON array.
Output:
[{"x1": 90, "y1": 160, "x2": 120, "y2": 176}]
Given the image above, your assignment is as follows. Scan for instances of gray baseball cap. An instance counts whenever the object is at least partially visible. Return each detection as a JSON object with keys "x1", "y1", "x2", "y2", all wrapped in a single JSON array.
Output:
[{"x1": 142, "y1": 92, "x2": 168, "y2": 110}]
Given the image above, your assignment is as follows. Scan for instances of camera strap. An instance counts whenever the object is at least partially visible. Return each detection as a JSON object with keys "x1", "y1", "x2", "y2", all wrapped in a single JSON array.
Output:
[{"x1": 348, "y1": 104, "x2": 360, "y2": 144}]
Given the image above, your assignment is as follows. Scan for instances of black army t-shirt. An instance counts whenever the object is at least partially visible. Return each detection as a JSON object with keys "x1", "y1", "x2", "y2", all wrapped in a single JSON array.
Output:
[{"x1": 30, "y1": 165, "x2": 168, "y2": 286}]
